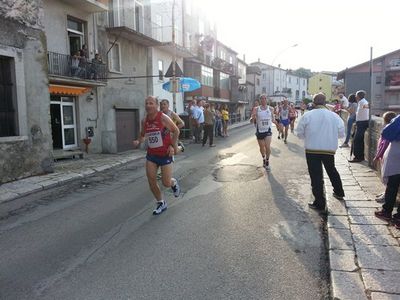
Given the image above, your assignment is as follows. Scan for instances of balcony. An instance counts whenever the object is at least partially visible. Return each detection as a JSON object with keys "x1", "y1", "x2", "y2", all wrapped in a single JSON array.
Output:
[
  {"x1": 47, "y1": 52, "x2": 107, "y2": 86},
  {"x1": 61, "y1": 0, "x2": 108, "y2": 13},
  {"x1": 104, "y1": 10, "x2": 162, "y2": 47},
  {"x1": 212, "y1": 57, "x2": 235, "y2": 75},
  {"x1": 385, "y1": 70, "x2": 400, "y2": 91}
]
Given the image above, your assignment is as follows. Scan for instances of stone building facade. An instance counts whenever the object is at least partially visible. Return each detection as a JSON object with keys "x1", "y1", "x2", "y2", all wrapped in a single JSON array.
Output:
[{"x1": 0, "y1": 0, "x2": 53, "y2": 183}]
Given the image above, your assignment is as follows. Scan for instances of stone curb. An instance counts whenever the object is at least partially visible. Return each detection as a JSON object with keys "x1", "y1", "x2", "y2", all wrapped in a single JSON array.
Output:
[
  {"x1": 329, "y1": 150, "x2": 400, "y2": 300},
  {"x1": 0, "y1": 153, "x2": 145, "y2": 205}
]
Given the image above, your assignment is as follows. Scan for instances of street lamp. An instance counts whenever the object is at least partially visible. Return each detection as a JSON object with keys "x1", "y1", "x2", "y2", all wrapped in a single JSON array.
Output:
[{"x1": 271, "y1": 43, "x2": 298, "y2": 97}]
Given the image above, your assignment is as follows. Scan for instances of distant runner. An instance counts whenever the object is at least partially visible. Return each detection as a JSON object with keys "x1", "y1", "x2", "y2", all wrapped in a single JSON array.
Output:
[
  {"x1": 279, "y1": 99, "x2": 291, "y2": 144},
  {"x1": 251, "y1": 94, "x2": 274, "y2": 171},
  {"x1": 133, "y1": 96, "x2": 181, "y2": 215},
  {"x1": 160, "y1": 99, "x2": 185, "y2": 153}
]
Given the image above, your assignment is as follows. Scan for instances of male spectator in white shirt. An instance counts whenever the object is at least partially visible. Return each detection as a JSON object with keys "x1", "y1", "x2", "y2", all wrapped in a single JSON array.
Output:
[
  {"x1": 296, "y1": 93, "x2": 345, "y2": 212},
  {"x1": 349, "y1": 90, "x2": 369, "y2": 162},
  {"x1": 193, "y1": 99, "x2": 204, "y2": 143},
  {"x1": 339, "y1": 93, "x2": 349, "y2": 109}
]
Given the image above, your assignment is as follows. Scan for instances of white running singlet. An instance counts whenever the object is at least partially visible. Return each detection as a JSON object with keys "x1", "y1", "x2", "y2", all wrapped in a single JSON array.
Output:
[
  {"x1": 256, "y1": 106, "x2": 272, "y2": 133},
  {"x1": 280, "y1": 107, "x2": 289, "y2": 120}
]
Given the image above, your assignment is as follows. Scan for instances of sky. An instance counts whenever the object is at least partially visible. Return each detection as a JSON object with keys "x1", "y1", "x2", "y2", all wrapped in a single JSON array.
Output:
[{"x1": 193, "y1": 0, "x2": 399, "y2": 73}]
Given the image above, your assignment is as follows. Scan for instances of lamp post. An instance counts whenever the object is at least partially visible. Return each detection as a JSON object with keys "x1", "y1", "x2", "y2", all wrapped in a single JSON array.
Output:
[{"x1": 271, "y1": 43, "x2": 298, "y2": 97}]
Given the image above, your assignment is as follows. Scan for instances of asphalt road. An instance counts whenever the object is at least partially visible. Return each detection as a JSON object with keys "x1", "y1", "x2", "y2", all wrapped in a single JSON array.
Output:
[{"x1": 0, "y1": 124, "x2": 330, "y2": 300}]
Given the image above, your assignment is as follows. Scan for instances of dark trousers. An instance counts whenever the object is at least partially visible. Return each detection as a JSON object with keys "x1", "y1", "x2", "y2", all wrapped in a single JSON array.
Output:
[
  {"x1": 383, "y1": 174, "x2": 400, "y2": 214},
  {"x1": 344, "y1": 115, "x2": 356, "y2": 144},
  {"x1": 353, "y1": 120, "x2": 369, "y2": 160},
  {"x1": 306, "y1": 153, "x2": 345, "y2": 208},
  {"x1": 202, "y1": 124, "x2": 214, "y2": 146},
  {"x1": 194, "y1": 123, "x2": 203, "y2": 143}
]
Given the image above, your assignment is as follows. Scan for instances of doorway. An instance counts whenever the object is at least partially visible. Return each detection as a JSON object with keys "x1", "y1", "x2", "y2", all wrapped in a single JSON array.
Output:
[
  {"x1": 116, "y1": 109, "x2": 139, "y2": 152},
  {"x1": 50, "y1": 96, "x2": 78, "y2": 150}
]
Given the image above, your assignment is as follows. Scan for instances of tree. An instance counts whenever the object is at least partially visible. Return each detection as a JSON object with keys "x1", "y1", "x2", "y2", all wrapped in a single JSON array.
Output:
[{"x1": 293, "y1": 68, "x2": 313, "y2": 79}]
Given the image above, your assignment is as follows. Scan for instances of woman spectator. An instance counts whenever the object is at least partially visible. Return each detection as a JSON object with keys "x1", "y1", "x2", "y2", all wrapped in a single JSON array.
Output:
[
  {"x1": 221, "y1": 104, "x2": 230, "y2": 137},
  {"x1": 375, "y1": 114, "x2": 400, "y2": 230},
  {"x1": 214, "y1": 104, "x2": 223, "y2": 137},
  {"x1": 340, "y1": 94, "x2": 358, "y2": 148},
  {"x1": 373, "y1": 111, "x2": 397, "y2": 202},
  {"x1": 289, "y1": 102, "x2": 298, "y2": 133}
]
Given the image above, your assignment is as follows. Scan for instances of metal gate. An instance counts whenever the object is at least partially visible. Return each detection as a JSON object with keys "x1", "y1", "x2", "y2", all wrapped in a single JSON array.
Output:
[{"x1": 116, "y1": 109, "x2": 139, "y2": 152}]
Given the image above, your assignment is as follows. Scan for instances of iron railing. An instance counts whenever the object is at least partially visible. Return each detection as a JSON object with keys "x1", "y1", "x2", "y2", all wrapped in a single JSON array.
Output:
[
  {"x1": 47, "y1": 51, "x2": 107, "y2": 82},
  {"x1": 104, "y1": 10, "x2": 184, "y2": 46}
]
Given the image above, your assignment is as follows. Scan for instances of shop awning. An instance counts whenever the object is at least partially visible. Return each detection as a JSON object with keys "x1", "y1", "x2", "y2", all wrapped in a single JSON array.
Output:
[{"x1": 49, "y1": 84, "x2": 91, "y2": 96}]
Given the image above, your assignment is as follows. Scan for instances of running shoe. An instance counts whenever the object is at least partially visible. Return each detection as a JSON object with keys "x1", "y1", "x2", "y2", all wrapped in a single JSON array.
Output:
[
  {"x1": 171, "y1": 179, "x2": 181, "y2": 197},
  {"x1": 374, "y1": 209, "x2": 392, "y2": 221},
  {"x1": 278, "y1": 135, "x2": 281, "y2": 140},
  {"x1": 284, "y1": 139, "x2": 287, "y2": 144},
  {"x1": 339, "y1": 143, "x2": 349, "y2": 148},
  {"x1": 153, "y1": 200, "x2": 167, "y2": 215},
  {"x1": 178, "y1": 142, "x2": 185, "y2": 152},
  {"x1": 265, "y1": 160, "x2": 271, "y2": 171}
]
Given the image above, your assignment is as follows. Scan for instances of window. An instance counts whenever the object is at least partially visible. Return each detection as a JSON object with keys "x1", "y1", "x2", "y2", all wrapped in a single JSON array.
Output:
[
  {"x1": 302, "y1": 91, "x2": 306, "y2": 99},
  {"x1": 295, "y1": 90, "x2": 300, "y2": 100},
  {"x1": 262, "y1": 87, "x2": 266, "y2": 94},
  {"x1": 220, "y1": 49, "x2": 226, "y2": 61},
  {"x1": 108, "y1": 42, "x2": 121, "y2": 72},
  {"x1": 229, "y1": 56, "x2": 233, "y2": 64},
  {"x1": 220, "y1": 72, "x2": 229, "y2": 90},
  {"x1": 0, "y1": 56, "x2": 17, "y2": 137},
  {"x1": 262, "y1": 73, "x2": 266, "y2": 80},
  {"x1": 296, "y1": 78, "x2": 299, "y2": 84},
  {"x1": 67, "y1": 17, "x2": 85, "y2": 56},
  {"x1": 185, "y1": 0, "x2": 191, "y2": 15},
  {"x1": 376, "y1": 76, "x2": 382, "y2": 84},
  {"x1": 303, "y1": 79, "x2": 306, "y2": 85},
  {"x1": 288, "y1": 77, "x2": 291, "y2": 83},
  {"x1": 256, "y1": 78, "x2": 260, "y2": 86},
  {"x1": 155, "y1": 14, "x2": 162, "y2": 41},
  {"x1": 199, "y1": 20, "x2": 205, "y2": 36},
  {"x1": 158, "y1": 60, "x2": 163, "y2": 80},
  {"x1": 201, "y1": 65, "x2": 213, "y2": 86},
  {"x1": 185, "y1": 32, "x2": 191, "y2": 49}
]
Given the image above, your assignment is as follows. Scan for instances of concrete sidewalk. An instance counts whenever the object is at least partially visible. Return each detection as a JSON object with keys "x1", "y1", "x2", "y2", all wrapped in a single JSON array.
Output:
[
  {"x1": 0, "y1": 121, "x2": 251, "y2": 204},
  {"x1": 327, "y1": 147, "x2": 400, "y2": 300}
]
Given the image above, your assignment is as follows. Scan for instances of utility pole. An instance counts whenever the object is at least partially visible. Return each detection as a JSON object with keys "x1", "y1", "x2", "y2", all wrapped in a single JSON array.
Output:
[
  {"x1": 172, "y1": 0, "x2": 177, "y2": 112},
  {"x1": 368, "y1": 46, "x2": 374, "y2": 166}
]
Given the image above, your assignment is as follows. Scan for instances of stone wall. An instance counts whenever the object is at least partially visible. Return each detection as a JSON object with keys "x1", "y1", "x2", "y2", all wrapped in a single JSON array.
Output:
[
  {"x1": 340, "y1": 111, "x2": 383, "y2": 174},
  {"x1": 0, "y1": 0, "x2": 53, "y2": 183}
]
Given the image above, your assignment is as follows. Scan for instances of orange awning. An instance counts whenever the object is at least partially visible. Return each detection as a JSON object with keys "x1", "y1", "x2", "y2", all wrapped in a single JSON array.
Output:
[{"x1": 49, "y1": 84, "x2": 91, "y2": 96}]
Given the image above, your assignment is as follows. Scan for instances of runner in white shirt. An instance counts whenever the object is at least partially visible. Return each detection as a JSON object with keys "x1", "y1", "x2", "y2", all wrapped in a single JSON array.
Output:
[{"x1": 251, "y1": 94, "x2": 275, "y2": 171}]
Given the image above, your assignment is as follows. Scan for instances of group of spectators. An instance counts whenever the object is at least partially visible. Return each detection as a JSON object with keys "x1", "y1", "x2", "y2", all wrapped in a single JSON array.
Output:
[
  {"x1": 71, "y1": 45, "x2": 104, "y2": 80},
  {"x1": 187, "y1": 99, "x2": 230, "y2": 147},
  {"x1": 304, "y1": 90, "x2": 400, "y2": 230}
]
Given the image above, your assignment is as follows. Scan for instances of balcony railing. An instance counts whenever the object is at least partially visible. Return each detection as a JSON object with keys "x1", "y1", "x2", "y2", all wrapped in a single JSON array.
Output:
[{"x1": 48, "y1": 52, "x2": 107, "y2": 82}]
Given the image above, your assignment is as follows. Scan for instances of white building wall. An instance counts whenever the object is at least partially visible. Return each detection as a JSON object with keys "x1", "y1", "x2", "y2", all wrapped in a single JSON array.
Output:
[
  {"x1": 150, "y1": 0, "x2": 183, "y2": 45},
  {"x1": 151, "y1": 48, "x2": 184, "y2": 113},
  {"x1": 42, "y1": 0, "x2": 97, "y2": 57}
]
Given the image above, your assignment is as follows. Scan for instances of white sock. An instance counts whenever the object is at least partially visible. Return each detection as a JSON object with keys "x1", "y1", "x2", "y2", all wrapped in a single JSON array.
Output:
[{"x1": 171, "y1": 178, "x2": 177, "y2": 187}]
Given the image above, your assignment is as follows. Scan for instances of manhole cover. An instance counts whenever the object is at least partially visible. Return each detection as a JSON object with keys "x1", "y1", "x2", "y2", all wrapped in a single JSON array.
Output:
[{"x1": 213, "y1": 164, "x2": 264, "y2": 182}]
